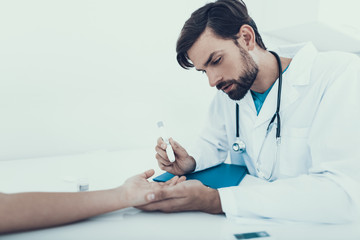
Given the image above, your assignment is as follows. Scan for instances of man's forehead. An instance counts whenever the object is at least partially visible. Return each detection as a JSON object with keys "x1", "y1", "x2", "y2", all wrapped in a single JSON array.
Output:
[
  {"x1": 187, "y1": 28, "x2": 232, "y2": 69},
  {"x1": 187, "y1": 29, "x2": 230, "y2": 68}
]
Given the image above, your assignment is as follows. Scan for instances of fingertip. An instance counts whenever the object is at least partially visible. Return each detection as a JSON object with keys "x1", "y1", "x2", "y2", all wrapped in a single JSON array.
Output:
[
  {"x1": 144, "y1": 169, "x2": 155, "y2": 178},
  {"x1": 169, "y1": 176, "x2": 179, "y2": 185},
  {"x1": 157, "y1": 137, "x2": 164, "y2": 145},
  {"x1": 178, "y1": 176, "x2": 186, "y2": 183},
  {"x1": 169, "y1": 138, "x2": 179, "y2": 149}
]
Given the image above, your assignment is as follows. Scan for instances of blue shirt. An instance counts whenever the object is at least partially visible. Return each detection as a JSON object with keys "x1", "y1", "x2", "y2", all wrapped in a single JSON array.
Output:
[
  {"x1": 250, "y1": 85, "x2": 273, "y2": 115},
  {"x1": 251, "y1": 65, "x2": 290, "y2": 115}
]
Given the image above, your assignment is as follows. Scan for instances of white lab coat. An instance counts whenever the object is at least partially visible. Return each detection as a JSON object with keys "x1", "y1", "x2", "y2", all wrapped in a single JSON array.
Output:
[{"x1": 190, "y1": 42, "x2": 360, "y2": 223}]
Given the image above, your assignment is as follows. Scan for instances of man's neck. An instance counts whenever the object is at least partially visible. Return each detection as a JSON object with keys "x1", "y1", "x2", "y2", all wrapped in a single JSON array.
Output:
[{"x1": 251, "y1": 51, "x2": 292, "y2": 93}]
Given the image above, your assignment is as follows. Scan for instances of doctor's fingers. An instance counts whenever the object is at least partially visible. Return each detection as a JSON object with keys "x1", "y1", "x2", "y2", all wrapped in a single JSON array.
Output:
[
  {"x1": 155, "y1": 153, "x2": 172, "y2": 168},
  {"x1": 169, "y1": 138, "x2": 182, "y2": 150},
  {"x1": 157, "y1": 137, "x2": 167, "y2": 150},
  {"x1": 157, "y1": 161, "x2": 174, "y2": 172},
  {"x1": 157, "y1": 183, "x2": 187, "y2": 199},
  {"x1": 155, "y1": 137, "x2": 169, "y2": 160},
  {"x1": 137, "y1": 198, "x2": 187, "y2": 212},
  {"x1": 138, "y1": 187, "x2": 187, "y2": 209},
  {"x1": 155, "y1": 145, "x2": 169, "y2": 160},
  {"x1": 169, "y1": 138, "x2": 187, "y2": 156}
]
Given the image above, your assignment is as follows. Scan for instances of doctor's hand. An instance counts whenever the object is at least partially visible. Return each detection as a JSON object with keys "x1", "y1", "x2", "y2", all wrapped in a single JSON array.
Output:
[
  {"x1": 136, "y1": 180, "x2": 223, "y2": 214},
  {"x1": 155, "y1": 137, "x2": 196, "y2": 176}
]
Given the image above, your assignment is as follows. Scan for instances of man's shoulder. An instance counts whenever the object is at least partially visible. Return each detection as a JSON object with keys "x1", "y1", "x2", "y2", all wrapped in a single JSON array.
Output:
[
  {"x1": 310, "y1": 51, "x2": 359, "y2": 79},
  {"x1": 308, "y1": 51, "x2": 360, "y2": 89},
  {"x1": 316, "y1": 50, "x2": 359, "y2": 64}
]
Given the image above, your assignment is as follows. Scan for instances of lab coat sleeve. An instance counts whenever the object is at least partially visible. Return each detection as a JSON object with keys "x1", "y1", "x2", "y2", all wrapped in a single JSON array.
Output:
[
  {"x1": 189, "y1": 92, "x2": 229, "y2": 171},
  {"x1": 219, "y1": 54, "x2": 360, "y2": 223}
]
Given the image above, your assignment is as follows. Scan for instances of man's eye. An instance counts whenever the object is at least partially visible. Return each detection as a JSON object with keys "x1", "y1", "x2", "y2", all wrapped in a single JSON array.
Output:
[{"x1": 213, "y1": 57, "x2": 221, "y2": 65}]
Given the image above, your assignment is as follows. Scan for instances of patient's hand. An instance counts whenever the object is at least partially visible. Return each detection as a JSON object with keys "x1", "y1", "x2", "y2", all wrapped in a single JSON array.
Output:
[{"x1": 119, "y1": 169, "x2": 186, "y2": 207}]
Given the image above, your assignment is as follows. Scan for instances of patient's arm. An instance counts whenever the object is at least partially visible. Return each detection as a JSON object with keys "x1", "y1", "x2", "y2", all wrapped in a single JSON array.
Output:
[{"x1": 0, "y1": 169, "x2": 184, "y2": 233}]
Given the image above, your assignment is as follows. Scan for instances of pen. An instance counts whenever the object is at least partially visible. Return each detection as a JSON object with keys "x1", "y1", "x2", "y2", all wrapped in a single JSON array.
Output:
[{"x1": 157, "y1": 121, "x2": 176, "y2": 162}]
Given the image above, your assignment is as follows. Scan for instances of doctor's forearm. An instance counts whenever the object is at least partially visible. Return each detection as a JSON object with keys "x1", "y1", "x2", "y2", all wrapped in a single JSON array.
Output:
[{"x1": 219, "y1": 175, "x2": 355, "y2": 223}]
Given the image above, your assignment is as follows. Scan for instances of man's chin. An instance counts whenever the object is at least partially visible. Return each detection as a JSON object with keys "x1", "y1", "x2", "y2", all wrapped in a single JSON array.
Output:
[{"x1": 226, "y1": 89, "x2": 248, "y2": 101}]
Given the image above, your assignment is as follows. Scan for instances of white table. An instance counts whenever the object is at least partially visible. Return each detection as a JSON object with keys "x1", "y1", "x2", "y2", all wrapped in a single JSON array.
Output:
[{"x1": 1, "y1": 148, "x2": 359, "y2": 240}]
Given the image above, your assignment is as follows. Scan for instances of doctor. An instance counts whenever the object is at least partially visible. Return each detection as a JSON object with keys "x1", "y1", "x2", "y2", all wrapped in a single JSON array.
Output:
[{"x1": 139, "y1": 0, "x2": 360, "y2": 223}]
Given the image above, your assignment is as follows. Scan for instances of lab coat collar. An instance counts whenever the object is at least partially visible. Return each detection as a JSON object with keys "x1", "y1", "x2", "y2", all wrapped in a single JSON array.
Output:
[
  {"x1": 275, "y1": 42, "x2": 318, "y2": 86},
  {"x1": 238, "y1": 90, "x2": 257, "y2": 115},
  {"x1": 251, "y1": 42, "x2": 318, "y2": 128}
]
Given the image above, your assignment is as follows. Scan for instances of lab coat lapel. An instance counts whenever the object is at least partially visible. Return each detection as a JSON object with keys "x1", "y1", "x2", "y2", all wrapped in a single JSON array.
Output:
[
  {"x1": 253, "y1": 42, "x2": 318, "y2": 129},
  {"x1": 252, "y1": 42, "x2": 316, "y2": 163},
  {"x1": 238, "y1": 90, "x2": 258, "y2": 116},
  {"x1": 279, "y1": 78, "x2": 300, "y2": 114},
  {"x1": 251, "y1": 42, "x2": 318, "y2": 173},
  {"x1": 253, "y1": 76, "x2": 302, "y2": 129}
]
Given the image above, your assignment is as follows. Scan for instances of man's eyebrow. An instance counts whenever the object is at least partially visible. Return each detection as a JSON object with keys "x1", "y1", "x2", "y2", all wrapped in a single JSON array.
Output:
[
  {"x1": 195, "y1": 51, "x2": 222, "y2": 71},
  {"x1": 204, "y1": 51, "x2": 220, "y2": 67}
]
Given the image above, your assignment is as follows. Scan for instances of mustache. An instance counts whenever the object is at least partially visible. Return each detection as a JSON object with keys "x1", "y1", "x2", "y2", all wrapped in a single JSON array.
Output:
[{"x1": 216, "y1": 80, "x2": 238, "y2": 91}]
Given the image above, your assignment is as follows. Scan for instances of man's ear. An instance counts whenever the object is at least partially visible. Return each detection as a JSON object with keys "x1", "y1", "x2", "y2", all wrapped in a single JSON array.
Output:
[{"x1": 235, "y1": 24, "x2": 256, "y2": 51}]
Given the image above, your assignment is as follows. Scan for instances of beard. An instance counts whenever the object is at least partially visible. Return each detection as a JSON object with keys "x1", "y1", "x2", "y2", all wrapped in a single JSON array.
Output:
[{"x1": 216, "y1": 46, "x2": 259, "y2": 101}]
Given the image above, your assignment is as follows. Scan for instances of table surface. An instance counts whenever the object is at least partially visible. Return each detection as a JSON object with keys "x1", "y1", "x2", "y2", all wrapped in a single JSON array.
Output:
[{"x1": 1, "y1": 148, "x2": 359, "y2": 240}]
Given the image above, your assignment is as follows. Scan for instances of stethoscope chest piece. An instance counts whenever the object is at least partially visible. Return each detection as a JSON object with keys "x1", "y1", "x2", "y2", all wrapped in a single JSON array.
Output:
[{"x1": 232, "y1": 137, "x2": 246, "y2": 152}]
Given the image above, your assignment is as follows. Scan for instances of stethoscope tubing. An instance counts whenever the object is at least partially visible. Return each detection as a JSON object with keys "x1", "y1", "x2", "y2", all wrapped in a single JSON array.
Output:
[
  {"x1": 232, "y1": 51, "x2": 283, "y2": 180},
  {"x1": 233, "y1": 50, "x2": 283, "y2": 152}
]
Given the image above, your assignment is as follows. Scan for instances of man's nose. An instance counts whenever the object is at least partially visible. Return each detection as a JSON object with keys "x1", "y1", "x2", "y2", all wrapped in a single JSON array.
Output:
[{"x1": 207, "y1": 71, "x2": 222, "y2": 87}]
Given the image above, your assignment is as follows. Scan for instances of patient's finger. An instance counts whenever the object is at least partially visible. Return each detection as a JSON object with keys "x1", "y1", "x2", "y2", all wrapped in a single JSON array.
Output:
[
  {"x1": 177, "y1": 176, "x2": 186, "y2": 183},
  {"x1": 142, "y1": 169, "x2": 155, "y2": 179},
  {"x1": 166, "y1": 175, "x2": 186, "y2": 186},
  {"x1": 166, "y1": 176, "x2": 179, "y2": 186}
]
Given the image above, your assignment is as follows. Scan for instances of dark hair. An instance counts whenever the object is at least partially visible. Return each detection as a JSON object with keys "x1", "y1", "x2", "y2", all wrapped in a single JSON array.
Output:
[{"x1": 176, "y1": 0, "x2": 266, "y2": 69}]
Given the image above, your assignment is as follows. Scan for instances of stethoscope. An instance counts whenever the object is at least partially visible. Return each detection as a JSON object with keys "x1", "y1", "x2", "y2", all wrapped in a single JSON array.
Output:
[
  {"x1": 232, "y1": 51, "x2": 283, "y2": 180},
  {"x1": 232, "y1": 51, "x2": 283, "y2": 152}
]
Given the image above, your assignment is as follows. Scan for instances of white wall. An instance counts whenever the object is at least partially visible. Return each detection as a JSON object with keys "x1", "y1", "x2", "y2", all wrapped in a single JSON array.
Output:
[
  {"x1": 247, "y1": 0, "x2": 360, "y2": 53},
  {"x1": 1, "y1": 0, "x2": 359, "y2": 161},
  {"x1": 0, "y1": 0, "x2": 215, "y2": 160}
]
